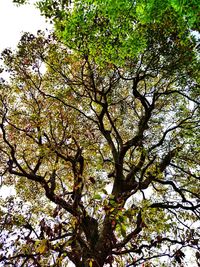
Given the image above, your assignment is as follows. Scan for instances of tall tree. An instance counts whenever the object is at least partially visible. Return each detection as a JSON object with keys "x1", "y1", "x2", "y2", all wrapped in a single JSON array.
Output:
[{"x1": 1, "y1": 0, "x2": 200, "y2": 266}]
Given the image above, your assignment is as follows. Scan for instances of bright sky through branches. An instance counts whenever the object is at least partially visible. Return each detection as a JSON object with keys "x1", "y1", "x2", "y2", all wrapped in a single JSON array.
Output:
[
  {"x1": 0, "y1": 0, "x2": 50, "y2": 53},
  {"x1": 0, "y1": 0, "x2": 50, "y2": 197}
]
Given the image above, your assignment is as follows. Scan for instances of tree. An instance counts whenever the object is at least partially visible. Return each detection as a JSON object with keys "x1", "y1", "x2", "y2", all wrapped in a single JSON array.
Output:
[{"x1": 1, "y1": 1, "x2": 200, "y2": 266}]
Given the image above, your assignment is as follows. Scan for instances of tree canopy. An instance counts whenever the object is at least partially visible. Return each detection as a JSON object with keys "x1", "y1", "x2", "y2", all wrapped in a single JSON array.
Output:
[{"x1": 1, "y1": 0, "x2": 200, "y2": 266}]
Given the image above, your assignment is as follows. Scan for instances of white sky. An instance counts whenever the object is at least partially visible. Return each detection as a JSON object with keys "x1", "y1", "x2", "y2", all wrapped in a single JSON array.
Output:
[{"x1": 0, "y1": 0, "x2": 51, "y2": 52}]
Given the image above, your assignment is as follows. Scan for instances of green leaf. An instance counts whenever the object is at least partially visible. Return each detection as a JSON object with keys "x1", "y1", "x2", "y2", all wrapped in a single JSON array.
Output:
[{"x1": 93, "y1": 194, "x2": 102, "y2": 200}]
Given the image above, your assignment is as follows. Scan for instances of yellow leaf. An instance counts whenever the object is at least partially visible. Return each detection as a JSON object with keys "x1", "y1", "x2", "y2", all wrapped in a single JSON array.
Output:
[{"x1": 36, "y1": 239, "x2": 48, "y2": 254}]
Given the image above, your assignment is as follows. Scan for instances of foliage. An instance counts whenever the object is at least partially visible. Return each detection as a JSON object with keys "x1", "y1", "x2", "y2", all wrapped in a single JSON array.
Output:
[
  {"x1": 1, "y1": 0, "x2": 200, "y2": 266},
  {"x1": 27, "y1": 0, "x2": 198, "y2": 66},
  {"x1": 13, "y1": 0, "x2": 200, "y2": 31},
  {"x1": 12, "y1": 0, "x2": 29, "y2": 5}
]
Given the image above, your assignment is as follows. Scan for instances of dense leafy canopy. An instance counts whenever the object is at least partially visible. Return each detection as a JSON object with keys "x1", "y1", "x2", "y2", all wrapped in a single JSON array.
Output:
[
  {"x1": 13, "y1": 0, "x2": 200, "y2": 30},
  {"x1": 1, "y1": 0, "x2": 200, "y2": 266},
  {"x1": 13, "y1": 0, "x2": 200, "y2": 67}
]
